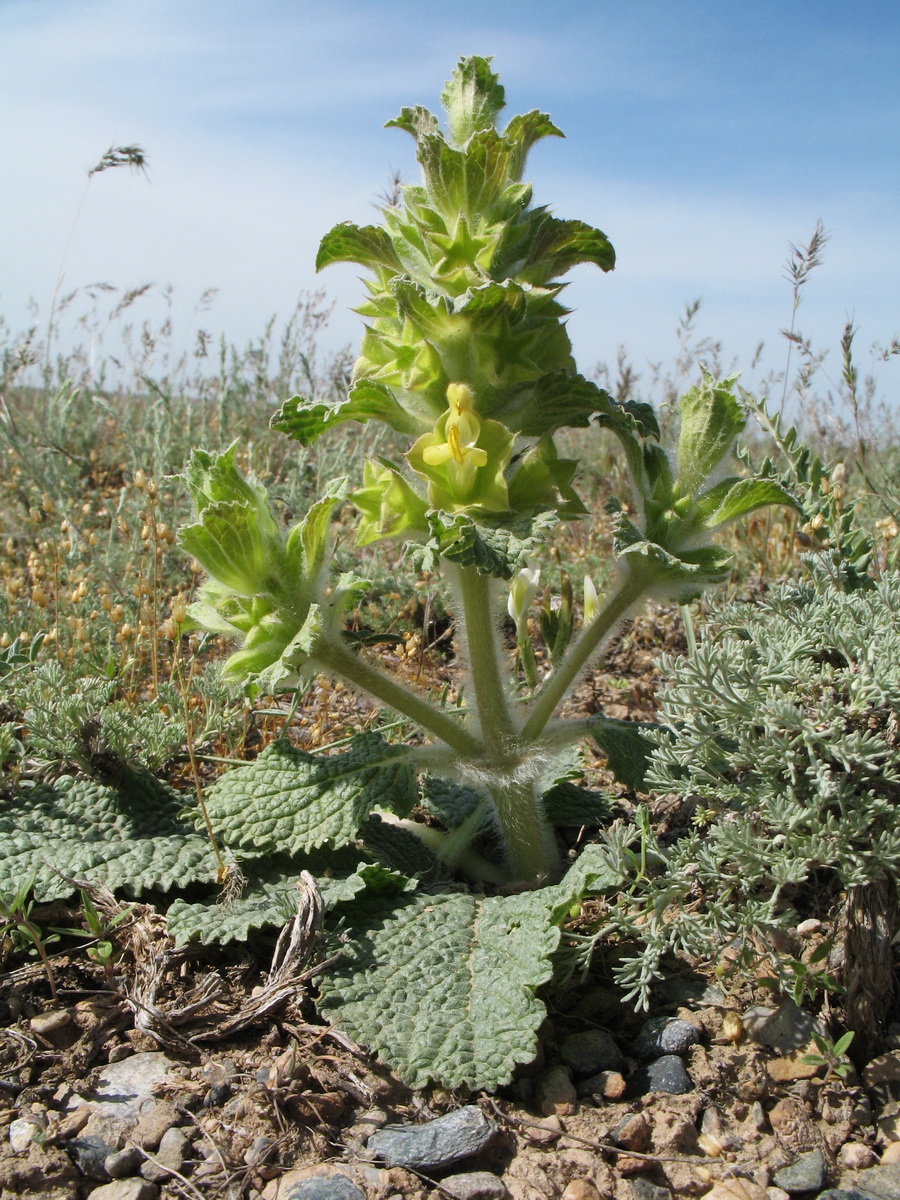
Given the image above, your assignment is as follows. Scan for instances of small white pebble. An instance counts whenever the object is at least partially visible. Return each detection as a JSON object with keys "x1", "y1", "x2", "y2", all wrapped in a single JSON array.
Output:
[
  {"x1": 29, "y1": 1010, "x2": 71, "y2": 1035},
  {"x1": 839, "y1": 1141, "x2": 877, "y2": 1169},
  {"x1": 795, "y1": 919, "x2": 824, "y2": 937},
  {"x1": 9, "y1": 1118, "x2": 39, "y2": 1154}
]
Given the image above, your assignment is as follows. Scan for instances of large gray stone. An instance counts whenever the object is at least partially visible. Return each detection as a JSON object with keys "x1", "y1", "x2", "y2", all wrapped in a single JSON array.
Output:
[
  {"x1": 560, "y1": 1029, "x2": 624, "y2": 1075},
  {"x1": 73, "y1": 1052, "x2": 176, "y2": 1122},
  {"x1": 367, "y1": 1106, "x2": 497, "y2": 1170},
  {"x1": 625, "y1": 1054, "x2": 693, "y2": 1097},
  {"x1": 633, "y1": 1017, "x2": 699, "y2": 1058},
  {"x1": 855, "y1": 1165, "x2": 900, "y2": 1200},
  {"x1": 440, "y1": 1171, "x2": 510, "y2": 1200},
  {"x1": 283, "y1": 1176, "x2": 365, "y2": 1200},
  {"x1": 742, "y1": 1001, "x2": 820, "y2": 1053},
  {"x1": 770, "y1": 1149, "x2": 828, "y2": 1193}
]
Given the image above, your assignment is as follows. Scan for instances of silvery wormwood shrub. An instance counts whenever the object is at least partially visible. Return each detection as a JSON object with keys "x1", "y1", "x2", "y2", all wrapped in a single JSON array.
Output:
[
  {"x1": 164, "y1": 56, "x2": 797, "y2": 1089},
  {"x1": 616, "y1": 570, "x2": 899, "y2": 1063}
]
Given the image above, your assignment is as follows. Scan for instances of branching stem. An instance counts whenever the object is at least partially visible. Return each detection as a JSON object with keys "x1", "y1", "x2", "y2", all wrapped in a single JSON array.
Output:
[
  {"x1": 313, "y1": 637, "x2": 481, "y2": 757},
  {"x1": 521, "y1": 569, "x2": 653, "y2": 741}
]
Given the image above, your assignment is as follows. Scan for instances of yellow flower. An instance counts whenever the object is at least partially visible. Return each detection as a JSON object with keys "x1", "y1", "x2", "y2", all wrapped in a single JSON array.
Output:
[{"x1": 422, "y1": 383, "x2": 488, "y2": 481}]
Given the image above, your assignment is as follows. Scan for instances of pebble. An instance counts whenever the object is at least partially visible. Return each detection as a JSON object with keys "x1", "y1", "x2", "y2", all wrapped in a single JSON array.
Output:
[
  {"x1": 29, "y1": 1010, "x2": 71, "y2": 1035},
  {"x1": 367, "y1": 1106, "x2": 497, "y2": 1171},
  {"x1": 633, "y1": 1017, "x2": 700, "y2": 1058},
  {"x1": 281, "y1": 1176, "x2": 366, "y2": 1200},
  {"x1": 525, "y1": 1115, "x2": 562, "y2": 1145},
  {"x1": 839, "y1": 1141, "x2": 878, "y2": 1169},
  {"x1": 203, "y1": 1082, "x2": 231, "y2": 1107},
  {"x1": 88, "y1": 1182, "x2": 160, "y2": 1200},
  {"x1": 743, "y1": 1001, "x2": 818, "y2": 1053},
  {"x1": 132, "y1": 1101, "x2": 181, "y2": 1150},
  {"x1": 771, "y1": 1148, "x2": 828, "y2": 1193},
  {"x1": 535, "y1": 1065, "x2": 578, "y2": 1116},
  {"x1": 140, "y1": 1126, "x2": 190, "y2": 1182},
  {"x1": 611, "y1": 1112, "x2": 651, "y2": 1153},
  {"x1": 578, "y1": 1069, "x2": 626, "y2": 1100},
  {"x1": 560, "y1": 1029, "x2": 624, "y2": 1075},
  {"x1": 817, "y1": 1192, "x2": 879, "y2": 1200},
  {"x1": 855, "y1": 1165, "x2": 900, "y2": 1200},
  {"x1": 69, "y1": 1133, "x2": 118, "y2": 1179},
  {"x1": 766, "y1": 1050, "x2": 822, "y2": 1082},
  {"x1": 883, "y1": 1144, "x2": 900, "y2": 1165},
  {"x1": 865, "y1": 1054, "x2": 900, "y2": 1087},
  {"x1": 560, "y1": 1181, "x2": 602, "y2": 1200},
  {"x1": 105, "y1": 1148, "x2": 144, "y2": 1179},
  {"x1": 9, "y1": 1117, "x2": 41, "y2": 1153},
  {"x1": 626, "y1": 1055, "x2": 694, "y2": 1097},
  {"x1": 440, "y1": 1171, "x2": 510, "y2": 1200},
  {"x1": 796, "y1": 919, "x2": 824, "y2": 937},
  {"x1": 630, "y1": 1180, "x2": 672, "y2": 1200}
]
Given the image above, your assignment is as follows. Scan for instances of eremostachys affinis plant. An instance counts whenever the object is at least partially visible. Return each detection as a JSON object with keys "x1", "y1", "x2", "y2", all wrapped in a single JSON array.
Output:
[{"x1": 174, "y1": 56, "x2": 798, "y2": 1088}]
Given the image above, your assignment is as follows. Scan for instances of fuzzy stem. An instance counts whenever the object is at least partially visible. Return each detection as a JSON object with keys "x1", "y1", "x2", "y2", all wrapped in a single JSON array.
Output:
[
  {"x1": 490, "y1": 775, "x2": 559, "y2": 882},
  {"x1": 521, "y1": 569, "x2": 652, "y2": 741},
  {"x1": 452, "y1": 565, "x2": 518, "y2": 748},
  {"x1": 313, "y1": 637, "x2": 482, "y2": 757},
  {"x1": 378, "y1": 814, "x2": 507, "y2": 885}
]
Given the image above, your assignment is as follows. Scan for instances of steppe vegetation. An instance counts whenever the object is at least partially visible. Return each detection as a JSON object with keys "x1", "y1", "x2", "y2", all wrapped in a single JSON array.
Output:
[{"x1": 1, "y1": 54, "x2": 899, "y2": 1200}]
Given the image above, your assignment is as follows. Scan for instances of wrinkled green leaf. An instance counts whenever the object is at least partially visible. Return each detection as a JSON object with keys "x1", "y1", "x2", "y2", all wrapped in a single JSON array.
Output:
[
  {"x1": 588, "y1": 716, "x2": 657, "y2": 791},
  {"x1": 440, "y1": 55, "x2": 506, "y2": 144},
  {"x1": 319, "y1": 841, "x2": 627, "y2": 1089},
  {"x1": 318, "y1": 887, "x2": 559, "y2": 1089},
  {"x1": 0, "y1": 772, "x2": 217, "y2": 903},
  {"x1": 201, "y1": 734, "x2": 417, "y2": 856},
  {"x1": 316, "y1": 223, "x2": 404, "y2": 274},
  {"x1": 271, "y1": 380, "x2": 420, "y2": 446},
  {"x1": 692, "y1": 477, "x2": 801, "y2": 530},
  {"x1": 677, "y1": 370, "x2": 746, "y2": 493}
]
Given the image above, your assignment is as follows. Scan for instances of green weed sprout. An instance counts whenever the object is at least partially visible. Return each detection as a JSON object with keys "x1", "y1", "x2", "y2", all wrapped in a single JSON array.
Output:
[{"x1": 176, "y1": 57, "x2": 797, "y2": 1088}]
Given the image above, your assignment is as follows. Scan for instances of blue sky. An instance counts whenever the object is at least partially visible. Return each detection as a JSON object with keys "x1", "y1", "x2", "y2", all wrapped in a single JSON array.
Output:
[{"x1": 3, "y1": 0, "x2": 898, "y2": 397}]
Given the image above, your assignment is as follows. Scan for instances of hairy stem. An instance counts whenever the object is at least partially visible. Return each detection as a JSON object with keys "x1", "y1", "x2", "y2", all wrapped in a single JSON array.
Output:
[
  {"x1": 490, "y1": 775, "x2": 559, "y2": 883},
  {"x1": 521, "y1": 569, "x2": 651, "y2": 741},
  {"x1": 312, "y1": 637, "x2": 482, "y2": 757},
  {"x1": 452, "y1": 565, "x2": 518, "y2": 748}
]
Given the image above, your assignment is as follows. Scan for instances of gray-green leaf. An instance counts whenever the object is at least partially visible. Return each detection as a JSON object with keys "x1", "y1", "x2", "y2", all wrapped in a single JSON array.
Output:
[
  {"x1": 201, "y1": 734, "x2": 417, "y2": 857},
  {"x1": 0, "y1": 772, "x2": 217, "y2": 903}
]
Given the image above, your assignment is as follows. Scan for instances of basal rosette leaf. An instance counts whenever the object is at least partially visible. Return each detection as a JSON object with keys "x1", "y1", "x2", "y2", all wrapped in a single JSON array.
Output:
[
  {"x1": 588, "y1": 716, "x2": 657, "y2": 791},
  {"x1": 0, "y1": 771, "x2": 218, "y2": 903},
  {"x1": 318, "y1": 888, "x2": 558, "y2": 1089},
  {"x1": 318, "y1": 843, "x2": 626, "y2": 1089},
  {"x1": 200, "y1": 733, "x2": 417, "y2": 857},
  {"x1": 166, "y1": 859, "x2": 405, "y2": 947}
]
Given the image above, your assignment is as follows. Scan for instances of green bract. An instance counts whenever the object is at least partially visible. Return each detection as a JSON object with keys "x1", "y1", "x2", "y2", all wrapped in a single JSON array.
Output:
[
  {"x1": 178, "y1": 445, "x2": 350, "y2": 686},
  {"x1": 274, "y1": 56, "x2": 624, "y2": 537}
]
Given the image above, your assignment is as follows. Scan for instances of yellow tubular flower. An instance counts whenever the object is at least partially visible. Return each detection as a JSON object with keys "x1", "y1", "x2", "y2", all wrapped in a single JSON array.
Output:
[{"x1": 423, "y1": 383, "x2": 488, "y2": 473}]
